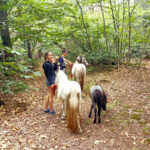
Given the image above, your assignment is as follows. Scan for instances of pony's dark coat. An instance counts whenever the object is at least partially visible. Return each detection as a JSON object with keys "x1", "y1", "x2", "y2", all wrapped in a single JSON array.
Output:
[
  {"x1": 89, "y1": 86, "x2": 107, "y2": 123},
  {"x1": 0, "y1": 101, "x2": 5, "y2": 106}
]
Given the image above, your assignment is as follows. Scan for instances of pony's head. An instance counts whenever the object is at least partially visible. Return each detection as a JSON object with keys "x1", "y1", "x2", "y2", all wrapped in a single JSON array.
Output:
[{"x1": 76, "y1": 56, "x2": 88, "y2": 66}]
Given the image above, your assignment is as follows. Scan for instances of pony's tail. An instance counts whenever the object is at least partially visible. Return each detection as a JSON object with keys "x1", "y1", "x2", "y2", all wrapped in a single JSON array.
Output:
[
  {"x1": 79, "y1": 68, "x2": 85, "y2": 90},
  {"x1": 102, "y1": 91, "x2": 107, "y2": 111},
  {"x1": 67, "y1": 92, "x2": 80, "y2": 133}
]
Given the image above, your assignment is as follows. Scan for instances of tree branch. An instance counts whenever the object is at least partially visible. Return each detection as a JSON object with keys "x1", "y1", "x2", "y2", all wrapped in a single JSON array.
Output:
[{"x1": 7, "y1": 0, "x2": 19, "y2": 16}]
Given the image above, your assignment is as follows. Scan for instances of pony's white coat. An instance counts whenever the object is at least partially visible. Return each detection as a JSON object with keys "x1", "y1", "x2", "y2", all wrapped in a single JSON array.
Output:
[
  {"x1": 55, "y1": 70, "x2": 82, "y2": 133},
  {"x1": 72, "y1": 62, "x2": 86, "y2": 90},
  {"x1": 72, "y1": 62, "x2": 86, "y2": 79},
  {"x1": 90, "y1": 85, "x2": 102, "y2": 99},
  {"x1": 72, "y1": 56, "x2": 88, "y2": 90}
]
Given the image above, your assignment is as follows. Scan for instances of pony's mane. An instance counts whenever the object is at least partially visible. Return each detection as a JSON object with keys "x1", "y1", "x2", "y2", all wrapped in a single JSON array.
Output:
[
  {"x1": 76, "y1": 55, "x2": 88, "y2": 66},
  {"x1": 55, "y1": 70, "x2": 68, "y2": 84}
]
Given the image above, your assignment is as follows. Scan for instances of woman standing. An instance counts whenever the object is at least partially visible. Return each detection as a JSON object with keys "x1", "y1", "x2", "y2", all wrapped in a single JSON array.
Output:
[
  {"x1": 58, "y1": 49, "x2": 72, "y2": 73},
  {"x1": 42, "y1": 52, "x2": 57, "y2": 114}
]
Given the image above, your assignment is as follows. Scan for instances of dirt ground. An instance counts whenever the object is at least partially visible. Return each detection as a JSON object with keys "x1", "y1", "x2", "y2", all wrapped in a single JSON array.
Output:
[{"x1": 0, "y1": 63, "x2": 150, "y2": 150}]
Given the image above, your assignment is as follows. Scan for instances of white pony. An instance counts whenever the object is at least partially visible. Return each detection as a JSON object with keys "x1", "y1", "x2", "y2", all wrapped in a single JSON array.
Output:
[
  {"x1": 55, "y1": 70, "x2": 82, "y2": 133},
  {"x1": 72, "y1": 56, "x2": 88, "y2": 90}
]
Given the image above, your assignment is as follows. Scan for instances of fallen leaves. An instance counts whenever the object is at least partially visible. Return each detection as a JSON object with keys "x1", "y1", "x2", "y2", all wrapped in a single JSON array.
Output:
[
  {"x1": 0, "y1": 65, "x2": 150, "y2": 149},
  {"x1": 94, "y1": 139, "x2": 106, "y2": 145}
]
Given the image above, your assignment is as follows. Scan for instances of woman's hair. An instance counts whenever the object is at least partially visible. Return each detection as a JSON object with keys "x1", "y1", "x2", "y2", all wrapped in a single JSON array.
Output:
[
  {"x1": 44, "y1": 52, "x2": 52, "y2": 60},
  {"x1": 62, "y1": 49, "x2": 67, "y2": 54}
]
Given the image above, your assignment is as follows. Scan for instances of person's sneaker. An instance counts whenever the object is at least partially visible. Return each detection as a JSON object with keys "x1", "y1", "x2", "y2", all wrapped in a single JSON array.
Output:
[
  {"x1": 50, "y1": 110, "x2": 56, "y2": 115},
  {"x1": 44, "y1": 109, "x2": 50, "y2": 113}
]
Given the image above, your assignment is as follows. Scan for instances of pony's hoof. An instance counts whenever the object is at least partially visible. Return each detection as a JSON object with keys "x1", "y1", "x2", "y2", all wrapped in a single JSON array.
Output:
[
  {"x1": 78, "y1": 129, "x2": 82, "y2": 134},
  {"x1": 98, "y1": 120, "x2": 101, "y2": 123},
  {"x1": 61, "y1": 116, "x2": 66, "y2": 120},
  {"x1": 93, "y1": 120, "x2": 96, "y2": 123},
  {"x1": 88, "y1": 114, "x2": 91, "y2": 118}
]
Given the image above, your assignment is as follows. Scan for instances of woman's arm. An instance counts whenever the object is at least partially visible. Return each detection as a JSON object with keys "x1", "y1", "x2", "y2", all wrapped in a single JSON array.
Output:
[
  {"x1": 64, "y1": 58, "x2": 72, "y2": 65},
  {"x1": 51, "y1": 57, "x2": 58, "y2": 71},
  {"x1": 53, "y1": 63, "x2": 58, "y2": 71}
]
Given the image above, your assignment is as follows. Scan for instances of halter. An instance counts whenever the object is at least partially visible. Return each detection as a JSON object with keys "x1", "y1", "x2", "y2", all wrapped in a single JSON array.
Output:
[
  {"x1": 70, "y1": 64, "x2": 73, "y2": 79},
  {"x1": 52, "y1": 84, "x2": 57, "y2": 96}
]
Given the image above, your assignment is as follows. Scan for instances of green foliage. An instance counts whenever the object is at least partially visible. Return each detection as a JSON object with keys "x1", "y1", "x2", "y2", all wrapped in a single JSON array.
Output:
[
  {"x1": 0, "y1": 60, "x2": 41, "y2": 94},
  {"x1": 1, "y1": 0, "x2": 150, "y2": 95},
  {"x1": 131, "y1": 114, "x2": 141, "y2": 121},
  {"x1": 86, "y1": 50, "x2": 117, "y2": 65},
  {"x1": 146, "y1": 138, "x2": 150, "y2": 144},
  {"x1": 0, "y1": 47, "x2": 41, "y2": 94},
  {"x1": 0, "y1": 80, "x2": 29, "y2": 95},
  {"x1": 86, "y1": 66, "x2": 95, "y2": 72}
]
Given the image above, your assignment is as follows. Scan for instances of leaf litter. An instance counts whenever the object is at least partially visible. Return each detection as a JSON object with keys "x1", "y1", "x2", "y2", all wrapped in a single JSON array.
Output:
[{"x1": 0, "y1": 64, "x2": 150, "y2": 149}]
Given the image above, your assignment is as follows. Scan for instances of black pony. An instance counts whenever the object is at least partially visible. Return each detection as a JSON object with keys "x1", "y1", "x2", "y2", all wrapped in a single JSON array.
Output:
[{"x1": 88, "y1": 85, "x2": 107, "y2": 123}]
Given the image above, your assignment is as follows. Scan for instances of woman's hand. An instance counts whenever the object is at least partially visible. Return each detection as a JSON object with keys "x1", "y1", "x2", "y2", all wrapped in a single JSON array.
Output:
[{"x1": 51, "y1": 57, "x2": 56, "y2": 63}]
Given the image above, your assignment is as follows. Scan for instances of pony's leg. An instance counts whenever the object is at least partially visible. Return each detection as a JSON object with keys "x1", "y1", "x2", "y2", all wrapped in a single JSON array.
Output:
[
  {"x1": 88, "y1": 102, "x2": 94, "y2": 118},
  {"x1": 62, "y1": 103, "x2": 65, "y2": 120},
  {"x1": 62, "y1": 95, "x2": 69, "y2": 120},
  {"x1": 62, "y1": 98, "x2": 67, "y2": 119},
  {"x1": 77, "y1": 115, "x2": 82, "y2": 133},
  {"x1": 60, "y1": 98, "x2": 66, "y2": 120},
  {"x1": 97, "y1": 105, "x2": 101, "y2": 123},
  {"x1": 93, "y1": 103, "x2": 97, "y2": 123}
]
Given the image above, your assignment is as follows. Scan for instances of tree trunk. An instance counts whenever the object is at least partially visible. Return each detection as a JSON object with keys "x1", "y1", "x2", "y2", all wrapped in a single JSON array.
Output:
[
  {"x1": 76, "y1": 0, "x2": 92, "y2": 51},
  {"x1": 120, "y1": 0, "x2": 125, "y2": 63},
  {"x1": 0, "y1": 0, "x2": 12, "y2": 61},
  {"x1": 99, "y1": 0, "x2": 109, "y2": 52},
  {"x1": 117, "y1": 0, "x2": 120, "y2": 69},
  {"x1": 127, "y1": 0, "x2": 131, "y2": 62},
  {"x1": 27, "y1": 40, "x2": 32, "y2": 59},
  {"x1": 109, "y1": 0, "x2": 120, "y2": 68},
  {"x1": 143, "y1": 29, "x2": 150, "y2": 52}
]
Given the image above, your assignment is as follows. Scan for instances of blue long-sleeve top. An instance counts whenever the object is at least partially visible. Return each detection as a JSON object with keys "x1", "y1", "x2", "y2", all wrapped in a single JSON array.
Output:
[
  {"x1": 58, "y1": 56, "x2": 66, "y2": 70},
  {"x1": 42, "y1": 61, "x2": 58, "y2": 85}
]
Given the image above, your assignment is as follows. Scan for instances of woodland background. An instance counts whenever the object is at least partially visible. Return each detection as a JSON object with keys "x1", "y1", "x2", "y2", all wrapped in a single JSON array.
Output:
[
  {"x1": 0, "y1": 0, "x2": 150, "y2": 95},
  {"x1": 0, "y1": 0, "x2": 150, "y2": 149}
]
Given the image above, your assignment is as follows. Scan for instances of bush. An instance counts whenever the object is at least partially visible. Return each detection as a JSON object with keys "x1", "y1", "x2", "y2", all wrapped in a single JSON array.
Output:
[
  {"x1": 86, "y1": 50, "x2": 117, "y2": 65},
  {"x1": 0, "y1": 48, "x2": 41, "y2": 95}
]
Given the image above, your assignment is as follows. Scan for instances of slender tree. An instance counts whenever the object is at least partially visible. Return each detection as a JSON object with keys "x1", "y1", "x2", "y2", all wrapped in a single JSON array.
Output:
[
  {"x1": 76, "y1": 0, "x2": 92, "y2": 51},
  {"x1": 99, "y1": 0, "x2": 109, "y2": 52},
  {"x1": 109, "y1": 0, "x2": 120, "y2": 68},
  {"x1": 0, "y1": 0, "x2": 12, "y2": 61}
]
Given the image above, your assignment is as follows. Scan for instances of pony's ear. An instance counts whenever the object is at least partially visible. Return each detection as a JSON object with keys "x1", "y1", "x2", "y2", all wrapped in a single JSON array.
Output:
[{"x1": 76, "y1": 56, "x2": 80, "y2": 61}]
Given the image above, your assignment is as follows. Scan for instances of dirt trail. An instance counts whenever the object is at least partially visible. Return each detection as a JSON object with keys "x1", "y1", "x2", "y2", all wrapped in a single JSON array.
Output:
[{"x1": 0, "y1": 65, "x2": 150, "y2": 150}]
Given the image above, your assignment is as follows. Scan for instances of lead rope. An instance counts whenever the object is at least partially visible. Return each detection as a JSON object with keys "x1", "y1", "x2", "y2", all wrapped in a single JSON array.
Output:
[
  {"x1": 70, "y1": 64, "x2": 73, "y2": 79},
  {"x1": 52, "y1": 84, "x2": 57, "y2": 96}
]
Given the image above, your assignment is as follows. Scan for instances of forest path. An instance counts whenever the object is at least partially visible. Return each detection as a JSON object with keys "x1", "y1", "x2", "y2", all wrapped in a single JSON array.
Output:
[{"x1": 0, "y1": 64, "x2": 150, "y2": 150}]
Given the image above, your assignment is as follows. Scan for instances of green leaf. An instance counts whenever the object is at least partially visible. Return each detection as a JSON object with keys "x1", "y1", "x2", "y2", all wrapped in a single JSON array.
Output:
[{"x1": 33, "y1": 71, "x2": 42, "y2": 77}]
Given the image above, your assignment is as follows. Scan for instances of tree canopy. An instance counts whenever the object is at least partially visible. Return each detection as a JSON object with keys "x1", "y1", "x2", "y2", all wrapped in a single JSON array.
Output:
[{"x1": 0, "y1": 0, "x2": 150, "y2": 94}]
